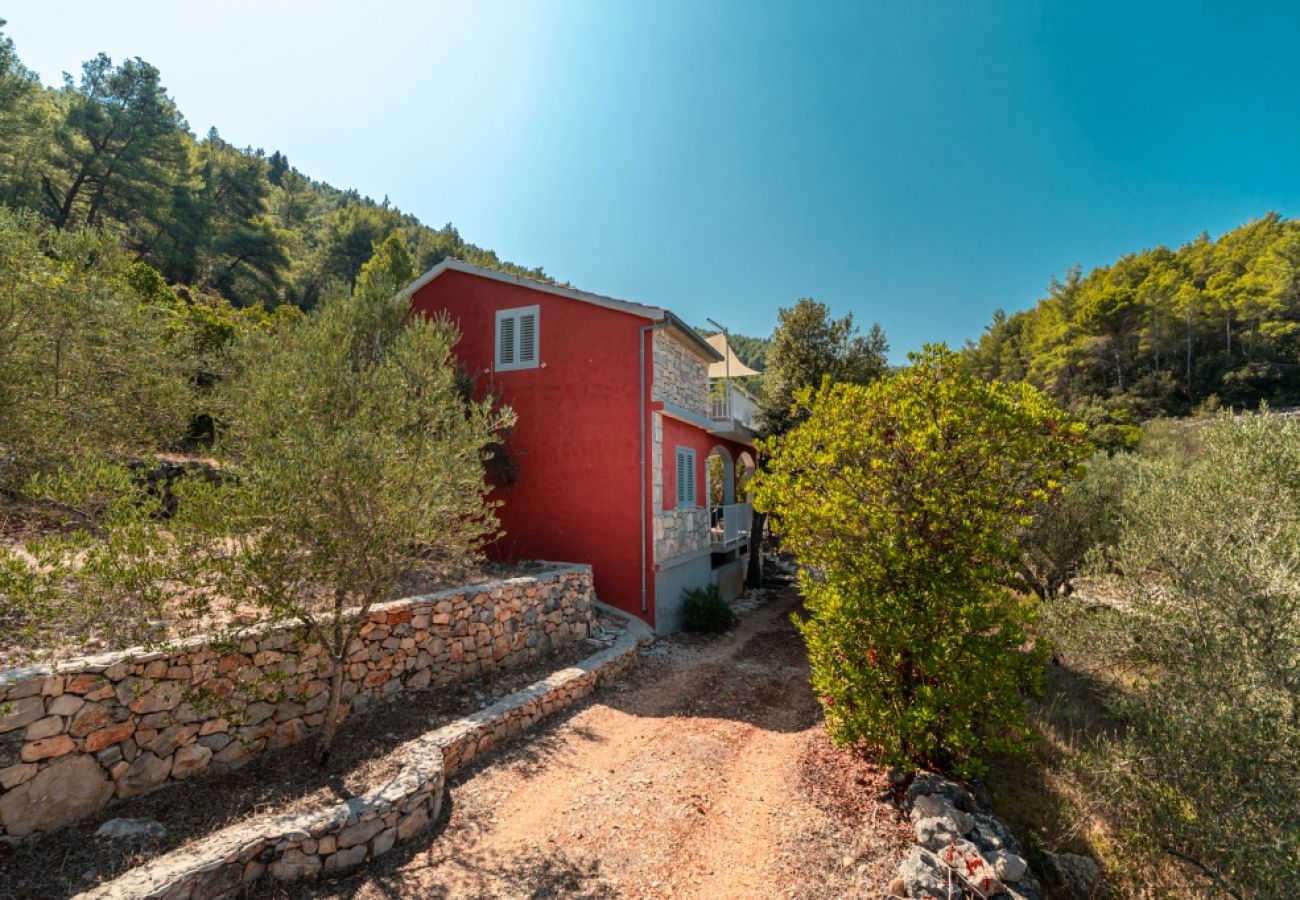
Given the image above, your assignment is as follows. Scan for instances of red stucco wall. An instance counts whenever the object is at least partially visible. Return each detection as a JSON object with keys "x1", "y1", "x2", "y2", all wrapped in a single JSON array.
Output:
[
  {"x1": 409, "y1": 270, "x2": 653, "y2": 620},
  {"x1": 659, "y1": 412, "x2": 752, "y2": 512}
]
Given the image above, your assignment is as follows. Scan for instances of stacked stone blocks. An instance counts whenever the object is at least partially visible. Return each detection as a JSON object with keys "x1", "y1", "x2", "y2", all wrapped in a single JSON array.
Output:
[
  {"x1": 0, "y1": 564, "x2": 596, "y2": 840},
  {"x1": 652, "y1": 330, "x2": 711, "y2": 416},
  {"x1": 73, "y1": 633, "x2": 640, "y2": 900}
]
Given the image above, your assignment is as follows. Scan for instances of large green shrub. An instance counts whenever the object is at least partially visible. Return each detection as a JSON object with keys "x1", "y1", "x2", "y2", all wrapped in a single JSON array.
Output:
[
  {"x1": 755, "y1": 346, "x2": 1089, "y2": 776},
  {"x1": 1046, "y1": 410, "x2": 1300, "y2": 896},
  {"x1": 0, "y1": 209, "x2": 194, "y2": 493}
]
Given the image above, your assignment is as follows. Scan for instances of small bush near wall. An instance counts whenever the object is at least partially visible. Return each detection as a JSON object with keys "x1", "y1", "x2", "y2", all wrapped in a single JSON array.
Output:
[{"x1": 681, "y1": 584, "x2": 735, "y2": 633}]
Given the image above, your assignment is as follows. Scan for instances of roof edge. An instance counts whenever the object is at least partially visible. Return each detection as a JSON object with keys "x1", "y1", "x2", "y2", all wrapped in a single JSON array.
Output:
[
  {"x1": 662, "y1": 311, "x2": 726, "y2": 362},
  {"x1": 404, "y1": 258, "x2": 666, "y2": 323}
]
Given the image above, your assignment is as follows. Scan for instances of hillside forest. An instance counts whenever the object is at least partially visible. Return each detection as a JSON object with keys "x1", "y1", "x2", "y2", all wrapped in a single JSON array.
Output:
[
  {"x1": 964, "y1": 213, "x2": 1300, "y2": 447},
  {"x1": 0, "y1": 22, "x2": 546, "y2": 314}
]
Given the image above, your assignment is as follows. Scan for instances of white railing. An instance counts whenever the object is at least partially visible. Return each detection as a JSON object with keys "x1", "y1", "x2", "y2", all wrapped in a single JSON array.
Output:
[
  {"x1": 710, "y1": 502, "x2": 752, "y2": 546},
  {"x1": 709, "y1": 383, "x2": 757, "y2": 429}
]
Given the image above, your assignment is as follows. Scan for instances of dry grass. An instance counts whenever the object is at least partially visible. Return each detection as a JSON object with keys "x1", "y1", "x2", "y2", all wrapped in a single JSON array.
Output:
[{"x1": 982, "y1": 655, "x2": 1215, "y2": 898}]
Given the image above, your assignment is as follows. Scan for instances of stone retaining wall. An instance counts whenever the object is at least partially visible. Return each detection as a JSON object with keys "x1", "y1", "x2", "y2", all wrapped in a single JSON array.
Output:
[
  {"x1": 0, "y1": 564, "x2": 597, "y2": 840},
  {"x1": 74, "y1": 633, "x2": 640, "y2": 900}
]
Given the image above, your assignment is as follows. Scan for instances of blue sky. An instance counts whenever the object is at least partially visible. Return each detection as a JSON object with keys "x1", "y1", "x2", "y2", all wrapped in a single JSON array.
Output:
[{"x1": 7, "y1": 1, "x2": 1300, "y2": 361}]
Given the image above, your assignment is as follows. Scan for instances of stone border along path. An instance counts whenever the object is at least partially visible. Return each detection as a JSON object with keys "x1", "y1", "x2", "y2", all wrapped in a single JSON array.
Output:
[
  {"x1": 889, "y1": 770, "x2": 1104, "y2": 900},
  {"x1": 72, "y1": 629, "x2": 642, "y2": 900}
]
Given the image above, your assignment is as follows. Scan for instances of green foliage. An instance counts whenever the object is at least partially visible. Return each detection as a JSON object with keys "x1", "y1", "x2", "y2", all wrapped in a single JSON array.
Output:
[
  {"x1": 0, "y1": 24, "x2": 545, "y2": 313},
  {"x1": 41, "y1": 53, "x2": 188, "y2": 235},
  {"x1": 1016, "y1": 451, "x2": 1130, "y2": 600},
  {"x1": 0, "y1": 209, "x2": 193, "y2": 492},
  {"x1": 1044, "y1": 411, "x2": 1300, "y2": 896},
  {"x1": 0, "y1": 459, "x2": 181, "y2": 662},
  {"x1": 356, "y1": 232, "x2": 415, "y2": 297},
  {"x1": 758, "y1": 298, "x2": 889, "y2": 437},
  {"x1": 681, "y1": 583, "x2": 735, "y2": 633},
  {"x1": 965, "y1": 214, "x2": 1300, "y2": 422},
  {"x1": 755, "y1": 345, "x2": 1090, "y2": 776}
]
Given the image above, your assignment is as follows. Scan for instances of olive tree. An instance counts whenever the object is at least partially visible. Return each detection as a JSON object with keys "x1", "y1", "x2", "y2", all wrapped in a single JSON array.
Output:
[
  {"x1": 183, "y1": 278, "x2": 512, "y2": 761},
  {"x1": 1046, "y1": 410, "x2": 1299, "y2": 896},
  {"x1": 755, "y1": 345, "x2": 1088, "y2": 775},
  {"x1": 1016, "y1": 450, "x2": 1130, "y2": 600},
  {"x1": 0, "y1": 209, "x2": 193, "y2": 496}
]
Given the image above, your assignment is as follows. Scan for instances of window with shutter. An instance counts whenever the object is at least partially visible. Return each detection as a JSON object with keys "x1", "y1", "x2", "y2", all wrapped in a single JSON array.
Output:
[
  {"x1": 494, "y1": 306, "x2": 540, "y2": 371},
  {"x1": 675, "y1": 447, "x2": 696, "y2": 508},
  {"x1": 518, "y1": 312, "x2": 537, "y2": 364}
]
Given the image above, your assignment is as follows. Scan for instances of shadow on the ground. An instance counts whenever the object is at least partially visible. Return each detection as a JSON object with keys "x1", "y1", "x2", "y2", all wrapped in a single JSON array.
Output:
[
  {"x1": 981, "y1": 659, "x2": 1129, "y2": 896},
  {"x1": 250, "y1": 792, "x2": 621, "y2": 900}
]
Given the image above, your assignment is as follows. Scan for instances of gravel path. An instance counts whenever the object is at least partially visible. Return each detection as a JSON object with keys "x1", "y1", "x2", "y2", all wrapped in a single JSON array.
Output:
[{"x1": 258, "y1": 586, "x2": 911, "y2": 899}]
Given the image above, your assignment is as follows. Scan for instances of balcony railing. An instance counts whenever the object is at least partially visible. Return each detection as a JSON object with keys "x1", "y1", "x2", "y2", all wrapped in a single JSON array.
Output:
[
  {"x1": 709, "y1": 383, "x2": 757, "y2": 430},
  {"x1": 710, "y1": 502, "x2": 752, "y2": 547}
]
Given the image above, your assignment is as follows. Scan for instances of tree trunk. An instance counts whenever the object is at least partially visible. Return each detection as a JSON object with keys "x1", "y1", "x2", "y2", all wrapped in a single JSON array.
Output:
[
  {"x1": 316, "y1": 590, "x2": 348, "y2": 766},
  {"x1": 317, "y1": 653, "x2": 346, "y2": 766},
  {"x1": 745, "y1": 509, "x2": 765, "y2": 588}
]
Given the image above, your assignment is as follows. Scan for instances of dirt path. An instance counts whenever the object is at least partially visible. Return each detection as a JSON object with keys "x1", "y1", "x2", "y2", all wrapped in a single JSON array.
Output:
[{"x1": 261, "y1": 588, "x2": 911, "y2": 899}]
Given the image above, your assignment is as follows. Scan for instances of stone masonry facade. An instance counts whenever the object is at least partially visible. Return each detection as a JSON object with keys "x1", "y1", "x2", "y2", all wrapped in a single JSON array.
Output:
[
  {"x1": 654, "y1": 507, "x2": 710, "y2": 563},
  {"x1": 650, "y1": 411, "x2": 711, "y2": 565},
  {"x1": 74, "y1": 634, "x2": 640, "y2": 900},
  {"x1": 0, "y1": 564, "x2": 596, "y2": 840},
  {"x1": 651, "y1": 329, "x2": 710, "y2": 416}
]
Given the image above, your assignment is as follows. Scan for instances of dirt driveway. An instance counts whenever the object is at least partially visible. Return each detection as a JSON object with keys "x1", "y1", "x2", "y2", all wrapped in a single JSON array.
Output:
[{"x1": 261, "y1": 587, "x2": 910, "y2": 899}]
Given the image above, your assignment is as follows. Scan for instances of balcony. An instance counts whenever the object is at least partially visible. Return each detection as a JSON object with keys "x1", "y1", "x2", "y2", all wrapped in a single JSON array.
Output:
[
  {"x1": 710, "y1": 502, "x2": 752, "y2": 548},
  {"x1": 708, "y1": 382, "x2": 758, "y2": 442}
]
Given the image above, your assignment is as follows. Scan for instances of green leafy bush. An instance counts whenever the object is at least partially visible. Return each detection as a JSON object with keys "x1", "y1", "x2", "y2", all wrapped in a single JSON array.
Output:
[
  {"x1": 681, "y1": 583, "x2": 735, "y2": 633},
  {"x1": 755, "y1": 345, "x2": 1089, "y2": 776},
  {"x1": 1016, "y1": 450, "x2": 1130, "y2": 600},
  {"x1": 1044, "y1": 410, "x2": 1300, "y2": 897}
]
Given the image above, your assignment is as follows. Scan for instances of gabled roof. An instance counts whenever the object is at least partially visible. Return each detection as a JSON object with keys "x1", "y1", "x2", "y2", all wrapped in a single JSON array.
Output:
[{"x1": 403, "y1": 258, "x2": 723, "y2": 362}]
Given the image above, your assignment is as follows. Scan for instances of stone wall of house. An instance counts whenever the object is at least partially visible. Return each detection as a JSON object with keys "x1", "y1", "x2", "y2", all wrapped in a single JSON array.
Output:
[
  {"x1": 649, "y1": 411, "x2": 709, "y2": 564},
  {"x1": 654, "y1": 508, "x2": 710, "y2": 563},
  {"x1": 0, "y1": 564, "x2": 596, "y2": 840},
  {"x1": 73, "y1": 634, "x2": 640, "y2": 900},
  {"x1": 652, "y1": 329, "x2": 710, "y2": 416}
]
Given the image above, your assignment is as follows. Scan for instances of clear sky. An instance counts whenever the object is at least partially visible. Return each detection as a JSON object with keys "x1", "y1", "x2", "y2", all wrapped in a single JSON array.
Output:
[{"x1": 6, "y1": 1, "x2": 1300, "y2": 360}]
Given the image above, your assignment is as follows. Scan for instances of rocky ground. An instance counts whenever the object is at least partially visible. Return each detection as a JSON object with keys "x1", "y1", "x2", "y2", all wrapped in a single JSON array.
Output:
[{"x1": 256, "y1": 583, "x2": 914, "y2": 899}]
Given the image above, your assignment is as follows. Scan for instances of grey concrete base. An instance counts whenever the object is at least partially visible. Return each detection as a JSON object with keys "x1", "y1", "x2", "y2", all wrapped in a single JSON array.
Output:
[
  {"x1": 653, "y1": 553, "x2": 714, "y2": 635},
  {"x1": 712, "y1": 558, "x2": 746, "y2": 602}
]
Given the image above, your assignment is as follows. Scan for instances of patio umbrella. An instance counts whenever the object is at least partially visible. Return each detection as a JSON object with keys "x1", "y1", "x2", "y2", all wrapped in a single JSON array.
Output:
[{"x1": 705, "y1": 333, "x2": 761, "y2": 379}]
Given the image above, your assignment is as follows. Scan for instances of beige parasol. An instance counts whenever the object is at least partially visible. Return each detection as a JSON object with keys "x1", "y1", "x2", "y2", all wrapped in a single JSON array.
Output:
[{"x1": 705, "y1": 333, "x2": 761, "y2": 379}]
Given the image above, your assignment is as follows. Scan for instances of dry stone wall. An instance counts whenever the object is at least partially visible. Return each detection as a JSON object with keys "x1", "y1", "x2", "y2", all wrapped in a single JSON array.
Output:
[
  {"x1": 0, "y1": 564, "x2": 596, "y2": 841},
  {"x1": 890, "y1": 770, "x2": 1103, "y2": 900},
  {"x1": 73, "y1": 633, "x2": 640, "y2": 900}
]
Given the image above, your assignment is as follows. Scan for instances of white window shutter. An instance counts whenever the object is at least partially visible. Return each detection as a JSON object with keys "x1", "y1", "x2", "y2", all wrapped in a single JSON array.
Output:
[
  {"x1": 494, "y1": 306, "x2": 539, "y2": 372},
  {"x1": 686, "y1": 452, "x2": 696, "y2": 506},
  {"x1": 518, "y1": 312, "x2": 537, "y2": 363},
  {"x1": 498, "y1": 315, "x2": 516, "y2": 367}
]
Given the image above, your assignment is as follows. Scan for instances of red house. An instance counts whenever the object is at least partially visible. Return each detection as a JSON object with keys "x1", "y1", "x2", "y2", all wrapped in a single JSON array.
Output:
[{"x1": 406, "y1": 259, "x2": 757, "y2": 633}]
